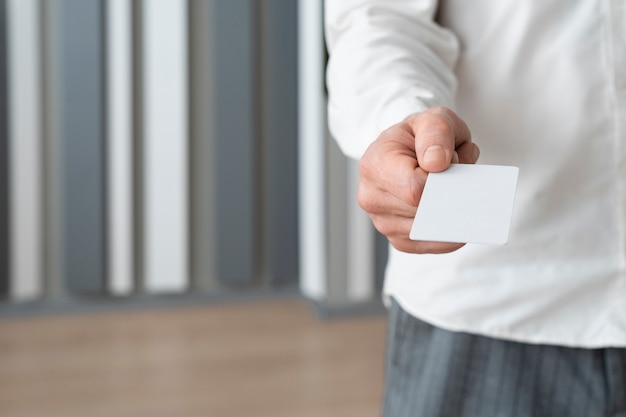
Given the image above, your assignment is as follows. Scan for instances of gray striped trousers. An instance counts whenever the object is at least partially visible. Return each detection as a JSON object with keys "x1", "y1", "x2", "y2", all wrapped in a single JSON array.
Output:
[{"x1": 382, "y1": 298, "x2": 626, "y2": 417}]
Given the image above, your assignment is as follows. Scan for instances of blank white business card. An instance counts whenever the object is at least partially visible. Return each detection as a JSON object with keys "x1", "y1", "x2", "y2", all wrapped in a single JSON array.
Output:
[{"x1": 410, "y1": 164, "x2": 519, "y2": 245}]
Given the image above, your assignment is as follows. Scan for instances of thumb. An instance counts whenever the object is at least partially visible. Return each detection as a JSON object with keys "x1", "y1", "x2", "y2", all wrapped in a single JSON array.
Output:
[
  {"x1": 421, "y1": 144, "x2": 452, "y2": 173},
  {"x1": 407, "y1": 107, "x2": 472, "y2": 173}
]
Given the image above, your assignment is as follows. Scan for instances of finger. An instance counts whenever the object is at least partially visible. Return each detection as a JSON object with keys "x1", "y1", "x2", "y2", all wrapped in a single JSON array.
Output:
[
  {"x1": 408, "y1": 107, "x2": 472, "y2": 173},
  {"x1": 359, "y1": 124, "x2": 428, "y2": 207},
  {"x1": 357, "y1": 183, "x2": 419, "y2": 218},
  {"x1": 396, "y1": 239, "x2": 466, "y2": 254},
  {"x1": 369, "y1": 213, "x2": 415, "y2": 239},
  {"x1": 370, "y1": 214, "x2": 465, "y2": 254},
  {"x1": 456, "y1": 141, "x2": 480, "y2": 164}
]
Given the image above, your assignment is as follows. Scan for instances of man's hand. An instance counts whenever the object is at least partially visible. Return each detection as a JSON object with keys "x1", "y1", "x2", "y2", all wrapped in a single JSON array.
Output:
[{"x1": 358, "y1": 107, "x2": 480, "y2": 254}]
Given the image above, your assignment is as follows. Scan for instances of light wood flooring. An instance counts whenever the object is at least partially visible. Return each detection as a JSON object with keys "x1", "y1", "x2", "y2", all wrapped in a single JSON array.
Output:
[{"x1": 0, "y1": 298, "x2": 387, "y2": 417}]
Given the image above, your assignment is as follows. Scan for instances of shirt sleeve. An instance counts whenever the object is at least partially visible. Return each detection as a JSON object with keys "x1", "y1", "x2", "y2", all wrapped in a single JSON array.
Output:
[{"x1": 325, "y1": 0, "x2": 460, "y2": 159}]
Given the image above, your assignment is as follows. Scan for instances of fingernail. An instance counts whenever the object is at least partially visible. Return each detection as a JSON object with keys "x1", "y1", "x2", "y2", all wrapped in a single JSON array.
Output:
[{"x1": 423, "y1": 145, "x2": 447, "y2": 164}]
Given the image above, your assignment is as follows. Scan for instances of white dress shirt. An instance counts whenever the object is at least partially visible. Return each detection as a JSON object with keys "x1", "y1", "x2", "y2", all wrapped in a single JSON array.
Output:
[{"x1": 325, "y1": 0, "x2": 626, "y2": 347}]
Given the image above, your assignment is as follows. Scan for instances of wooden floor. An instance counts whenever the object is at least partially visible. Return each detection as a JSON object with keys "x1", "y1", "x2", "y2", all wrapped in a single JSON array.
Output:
[{"x1": 0, "y1": 298, "x2": 387, "y2": 417}]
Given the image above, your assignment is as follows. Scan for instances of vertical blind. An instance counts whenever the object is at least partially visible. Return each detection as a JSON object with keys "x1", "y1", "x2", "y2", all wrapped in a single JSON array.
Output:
[
  {"x1": 297, "y1": 0, "x2": 387, "y2": 312},
  {"x1": 0, "y1": 0, "x2": 384, "y2": 314}
]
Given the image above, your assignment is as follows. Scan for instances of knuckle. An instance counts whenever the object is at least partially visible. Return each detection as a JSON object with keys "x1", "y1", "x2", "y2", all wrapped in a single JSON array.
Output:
[
  {"x1": 356, "y1": 186, "x2": 376, "y2": 213},
  {"x1": 358, "y1": 152, "x2": 380, "y2": 181},
  {"x1": 372, "y1": 218, "x2": 395, "y2": 237},
  {"x1": 423, "y1": 116, "x2": 454, "y2": 142}
]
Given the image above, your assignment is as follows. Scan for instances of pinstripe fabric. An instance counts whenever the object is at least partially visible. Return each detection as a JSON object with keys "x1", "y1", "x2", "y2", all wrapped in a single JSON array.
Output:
[{"x1": 382, "y1": 299, "x2": 626, "y2": 417}]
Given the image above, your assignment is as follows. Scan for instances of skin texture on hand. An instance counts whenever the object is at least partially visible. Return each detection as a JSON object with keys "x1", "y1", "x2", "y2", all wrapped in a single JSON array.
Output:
[{"x1": 358, "y1": 107, "x2": 480, "y2": 254}]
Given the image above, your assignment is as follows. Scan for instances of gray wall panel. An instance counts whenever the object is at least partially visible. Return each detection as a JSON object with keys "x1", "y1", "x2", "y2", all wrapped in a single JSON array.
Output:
[
  {"x1": 131, "y1": 0, "x2": 144, "y2": 293},
  {"x1": 375, "y1": 231, "x2": 388, "y2": 292},
  {"x1": 0, "y1": 0, "x2": 8, "y2": 297},
  {"x1": 190, "y1": 0, "x2": 217, "y2": 292},
  {"x1": 59, "y1": 0, "x2": 105, "y2": 293},
  {"x1": 214, "y1": 1, "x2": 256, "y2": 285},
  {"x1": 261, "y1": 0, "x2": 299, "y2": 286},
  {"x1": 326, "y1": 133, "x2": 348, "y2": 304},
  {"x1": 41, "y1": 0, "x2": 65, "y2": 299}
]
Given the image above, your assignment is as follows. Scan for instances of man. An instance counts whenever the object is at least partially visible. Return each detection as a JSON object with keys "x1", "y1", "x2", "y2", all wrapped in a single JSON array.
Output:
[{"x1": 325, "y1": 1, "x2": 626, "y2": 416}]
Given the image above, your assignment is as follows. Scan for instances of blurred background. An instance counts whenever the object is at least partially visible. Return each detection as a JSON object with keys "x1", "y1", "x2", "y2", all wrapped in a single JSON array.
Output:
[{"x1": 0, "y1": 0, "x2": 389, "y2": 416}]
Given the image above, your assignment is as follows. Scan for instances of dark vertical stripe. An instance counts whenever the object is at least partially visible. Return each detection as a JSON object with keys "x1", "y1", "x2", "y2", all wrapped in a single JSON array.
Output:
[
  {"x1": 41, "y1": 0, "x2": 65, "y2": 298},
  {"x1": 536, "y1": 346, "x2": 560, "y2": 417},
  {"x1": 420, "y1": 329, "x2": 457, "y2": 414},
  {"x1": 440, "y1": 333, "x2": 477, "y2": 417},
  {"x1": 59, "y1": 0, "x2": 105, "y2": 293},
  {"x1": 0, "y1": 0, "x2": 8, "y2": 297},
  {"x1": 609, "y1": 349, "x2": 626, "y2": 411},
  {"x1": 131, "y1": 0, "x2": 144, "y2": 292},
  {"x1": 491, "y1": 336, "x2": 517, "y2": 416},
  {"x1": 214, "y1": 1, "x2": 256, "y2": 285},
  {"x1": 459, "y1": 335, "x2": 491, "y2": 415},
  {"x1": 326, "y1": 137, "x2": 348, "y2": 302},
  {"x1": 511, "y1": 343, "x2": 530, "y2": 417},
  {"x1": 375, "y1": 231, "x2": 388, "y2": 292},
  {"x1": 552, "y1": 346, "x2": 575, "y2": 414},
  {"x1": 579, "y1": 352, "x2": 599, "y2": 417},
  {"x1": 189, "y1": 0, "x2": 216, "y2": 291},
  {"x1": 261, "y1": 0, "x2": 299, "y2": 286},
  {"x1": 564, "y1": 350, "x2": 584, "y2": 417}
]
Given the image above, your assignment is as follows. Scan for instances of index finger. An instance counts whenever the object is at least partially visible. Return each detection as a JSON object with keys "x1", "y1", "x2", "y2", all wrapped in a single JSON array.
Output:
[{"x1": 359, "y1": 124, "x2": 428, "y2": 208}]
